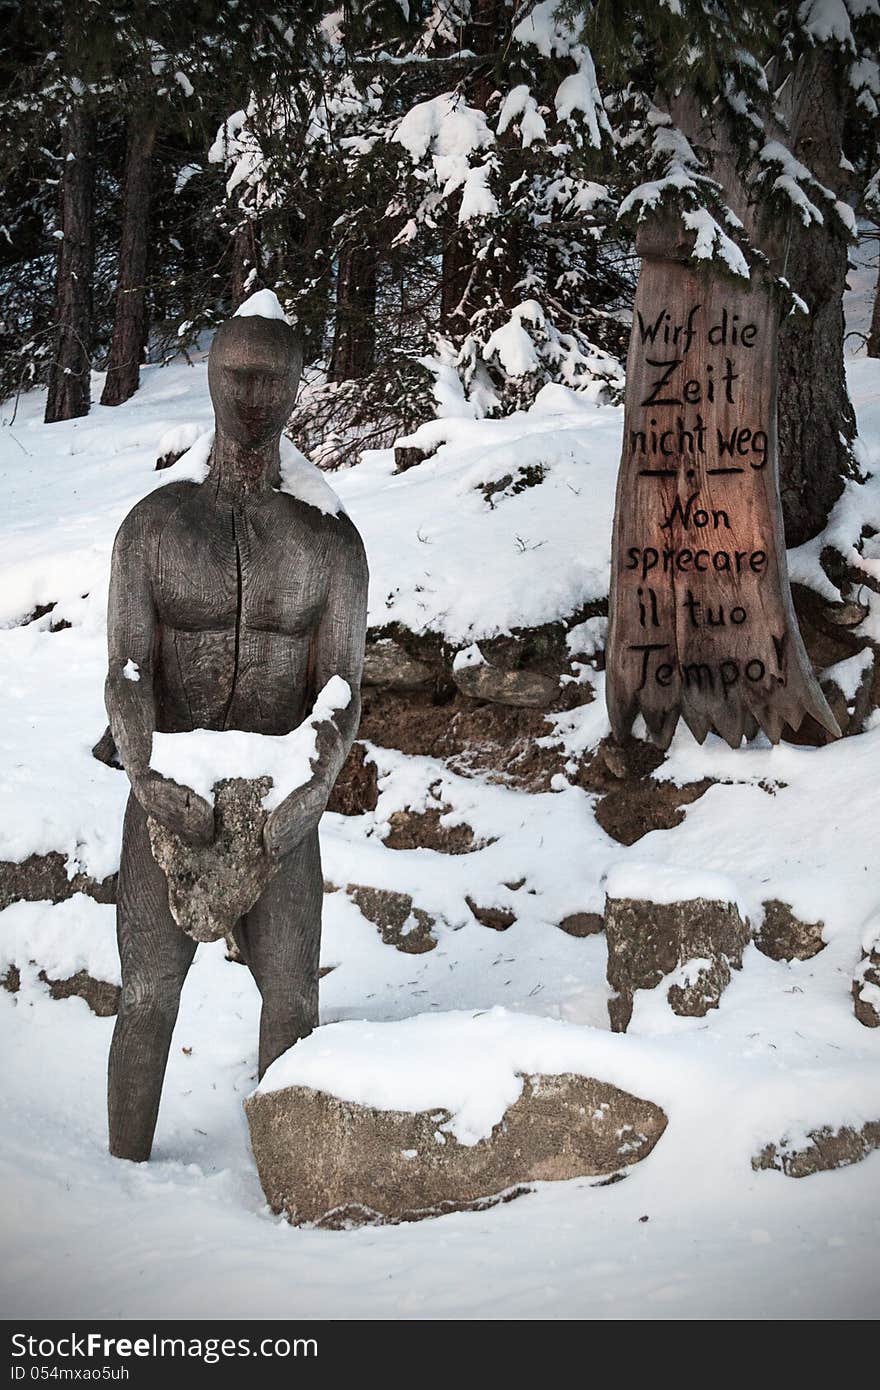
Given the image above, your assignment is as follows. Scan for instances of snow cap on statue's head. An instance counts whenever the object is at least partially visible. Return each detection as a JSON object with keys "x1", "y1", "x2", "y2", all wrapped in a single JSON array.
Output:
[{"x1": 233, "y1": 289, "x2": 291, "y2": 325}]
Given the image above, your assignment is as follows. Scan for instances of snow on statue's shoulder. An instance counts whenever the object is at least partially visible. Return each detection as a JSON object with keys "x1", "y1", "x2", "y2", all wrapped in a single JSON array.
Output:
[
  {"x1": 154, "y1": 429, "x2": 213, "y2": 487},
  {"x1": 151, "y1": 431, "x2": 344, "y2": 517},
  {"x1": 278, "y1": 437, "x2": 345, "y2": 518},
  {"x1": 234, "y1": 289, "x2": 290, "y2": 323}
]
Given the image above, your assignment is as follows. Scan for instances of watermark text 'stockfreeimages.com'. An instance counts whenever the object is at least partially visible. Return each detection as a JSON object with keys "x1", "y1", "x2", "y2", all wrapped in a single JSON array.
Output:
[{"x1": 10, "y1": 1332, "x2": 317, "y2": 1371}]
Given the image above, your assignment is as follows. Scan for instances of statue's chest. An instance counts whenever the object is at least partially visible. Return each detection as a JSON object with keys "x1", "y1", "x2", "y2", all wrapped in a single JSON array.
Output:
[{"x1": 153, "y1": 499, "x2": 327, "y2": 636}]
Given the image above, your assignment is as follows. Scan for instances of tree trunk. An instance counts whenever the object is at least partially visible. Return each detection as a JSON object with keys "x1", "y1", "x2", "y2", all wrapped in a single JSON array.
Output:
[
  {"x1": 329, "y1": 241, "x2": 377, "y2": 382},
  {"x1": 45, "y1": 103, "x2": 96, "y2": 423},
  {"x1": 230, "y1": 220, "x2": 262, "y2": 309},
  {"x1": 867, "y1": 254, "x2": 880, "y2": 358},
  {"x1": 776, "y1": 50, "x2": 856, "y2": 546},
  {"x1": 606, "y1": 212, "x2": 838, "y2": 749},
  {"x1": 100, "y1": 108, "x2": 158, "y2": 407}
]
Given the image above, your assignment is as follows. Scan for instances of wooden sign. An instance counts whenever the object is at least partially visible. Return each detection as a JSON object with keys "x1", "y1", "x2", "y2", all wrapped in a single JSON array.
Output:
[{"x1": 607, "y1": 228, "x2": 839, "y2": 748}]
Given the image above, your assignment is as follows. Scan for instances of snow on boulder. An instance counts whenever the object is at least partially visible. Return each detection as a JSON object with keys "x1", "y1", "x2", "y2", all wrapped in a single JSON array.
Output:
[
  {"x1": 245, "y1": 1009, "x2": 668, "y2": 1226},
  {"x1": 603, "y1": 862, "x2": 749, "y2": 1032}
]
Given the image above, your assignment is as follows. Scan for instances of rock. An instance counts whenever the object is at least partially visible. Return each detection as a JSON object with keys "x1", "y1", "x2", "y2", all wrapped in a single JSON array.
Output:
[
  {"x1": 754, "y1": 899, "x2": 825, "y2": 961},
  {"x1": 326, "y1": 742, "x2": 378, "y2": 815},
  {"x1": 245, "y1": 1072, "x2": 667, "y2": 1226},
  {"x1": 393, "y1": 444, "x2": 430, "y2": 473},
  {"x1": 3, "y1": 962, "x2": 119, "y2": 1016},
  {"x1": 347, "y1": 884, "x2": 437, "y2": 953},
  {"x1": 0, "y1": 852, "x2": 117, "y2": 913},
  {"x1": 148, "y1": 777, "x2": 273, "y2": 943},
  {"x1": 362, "y1": 639, "x2": 434, "y2": 691},
  {"x1": 753, "y1": 1121, "x2": 880, "y2": 1178},
  {"x1": 604, "y1": 884, "x2": 749, "y2": 1031},
  {"x1": 91, "y1": 724, "x2": 121, "y2": 767},
  {"x1": 2, "y1": 964, "x2": 20, "y2": 993},
  {"x1": 453, "y1": 659, "x2": 558, "y2": 710},
  {"x1": 383, "y1": 807, "x2": 490, "y2": 855},
  {"x1": 595, "y1": 779, "x2": 712, "y2": 846},
  {"x1": 39, "y1": 969, "x2": 120, "y2": 1017},
  {"x1": 558, "y1": 912, "x2": 604, "y2": 938},
  {"x1": 465, "y1": 896, "x2": 516, "y2": 931},
  {"x1": 853, "y1": 942, "x2": 880, "y2": 1028}
]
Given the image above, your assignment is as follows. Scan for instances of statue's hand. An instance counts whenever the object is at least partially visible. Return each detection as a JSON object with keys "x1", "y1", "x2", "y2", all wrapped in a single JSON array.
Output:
[
  {"x1": 263, "y1": 782, "x2": 326, "y2": 862},
  {"x1": 133, "y1": 770, "x2": 215, "y2": 847}
]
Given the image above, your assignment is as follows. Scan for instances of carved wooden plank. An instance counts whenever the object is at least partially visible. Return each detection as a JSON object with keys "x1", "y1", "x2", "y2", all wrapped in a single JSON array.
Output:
[{"x1": 607, "y1": 230, "x2": 839, "y2": 749}]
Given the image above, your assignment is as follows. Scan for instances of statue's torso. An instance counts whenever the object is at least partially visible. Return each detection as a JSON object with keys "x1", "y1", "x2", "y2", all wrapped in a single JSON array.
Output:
[{"x1": 151, "y1": 484, "x2": 330, "y2": 735}]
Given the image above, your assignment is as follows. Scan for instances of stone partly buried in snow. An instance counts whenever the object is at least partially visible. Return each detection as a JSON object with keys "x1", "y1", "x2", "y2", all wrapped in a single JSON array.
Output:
[
  {"x1": 246, "y1": 1071, "x2": 667, "y2": 1227},
  {"x1": 148, "y1": 777, "x2": 272, "y2": 943},
  {"x1": 603, "y1": 864, "x2": 749, "y2": 1032},
  {"x1": 753, "y1": 1120, "x2": 880, "y2": 1178},
  {"x1": 852, "y1": 925, "x2": 880, "y2": 1028},
  {"x1": 754, "y1": 899, "x2": 825, "y2": 961},
  {"x1": 346, "y1": 883, "x2": 437, "y2": 953}
]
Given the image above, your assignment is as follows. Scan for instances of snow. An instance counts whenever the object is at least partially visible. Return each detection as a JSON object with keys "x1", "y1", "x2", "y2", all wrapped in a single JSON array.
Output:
[
  {"x1": 150, "y1": 677, "x2": 351, "y2": 810},
  {"x1": 452, "y1": 643, "x2": 484, "y2": 672},
  {"x1": 496, "y1": 85, "x2": 547, "y2": 148},
  {"x1": 603, "y1": 862, "x2": 745, "y2": 915},
  {"x1": 1, "y1": 335, "x2": 880, "y2": 1318},
  {"x1": 0, "y1": 895, "x2": 120, "y2": 988},
  {"x1": 158, "y1": 429, "x2": 345, "y2": 518},
  {"x1": 234, "y1": 289, "x2": 290, "y2": 324},
  {"x1": 681, "y1": 208, "x2": 750, "y2": 279}
]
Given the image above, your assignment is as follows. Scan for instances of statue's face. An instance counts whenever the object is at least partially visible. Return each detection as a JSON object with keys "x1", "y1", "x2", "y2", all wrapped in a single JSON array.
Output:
[{"x1": 208, "y1": 317, "x2": 302, "y2": 449}]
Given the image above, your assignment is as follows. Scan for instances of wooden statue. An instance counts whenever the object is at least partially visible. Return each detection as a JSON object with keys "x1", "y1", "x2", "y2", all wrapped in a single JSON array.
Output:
[
  {"x1": 105, "y1": 305, "x2": 368, "y2": 1162},
  {"x1": 607, "y1": 215, "x2": 839, "y2": 748}
]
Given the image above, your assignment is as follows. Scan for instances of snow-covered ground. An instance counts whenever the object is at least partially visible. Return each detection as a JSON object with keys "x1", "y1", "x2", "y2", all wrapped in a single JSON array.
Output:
[{"x1": 1, "y1": 348, "x2": 879, "y2": 1320}]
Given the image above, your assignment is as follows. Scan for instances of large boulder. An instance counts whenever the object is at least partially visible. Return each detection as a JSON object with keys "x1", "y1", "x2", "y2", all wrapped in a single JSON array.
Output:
[
  {"x1": 247, "y1": 1072, "x2": 666, "y2": 1227},
  {"x1": 245, "y1": 1012, "x2": 667, "y2": 1226},
  {"x1": 604, "y1": 864, "x2": 749, "y2": 1031}
]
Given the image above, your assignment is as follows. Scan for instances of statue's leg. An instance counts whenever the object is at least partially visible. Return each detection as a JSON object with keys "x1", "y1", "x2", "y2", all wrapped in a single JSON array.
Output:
[
  {"x1": 239, "y1": 828, "x2": 322, "y2": 1078},
  {"x1": 108, "y1": 793, "x2": 196, "y2": 1161}
]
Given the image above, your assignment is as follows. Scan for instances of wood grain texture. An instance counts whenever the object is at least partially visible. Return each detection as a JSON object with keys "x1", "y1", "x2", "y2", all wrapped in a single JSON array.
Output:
[
  {"x1": 105, "y1": 314, "x2": 368, "y2": 1161},
  {"x1": 607, "y1": 226, "x2": 838, "y2": 749}
]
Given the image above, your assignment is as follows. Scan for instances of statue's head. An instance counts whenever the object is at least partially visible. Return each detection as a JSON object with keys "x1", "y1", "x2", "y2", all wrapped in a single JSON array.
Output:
[{"x1": 208, "y1": 300, "x2": 303, "y2": 450}]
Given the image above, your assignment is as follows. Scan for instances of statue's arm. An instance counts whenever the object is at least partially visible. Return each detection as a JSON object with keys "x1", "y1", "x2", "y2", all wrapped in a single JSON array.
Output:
[
  {"x1": 264, "y1": 516, "x2": 369, "y2": 860},
  {"x1": 105, "y1": 507, "x2": 159, "y2": 783},
  {"x1": 105, "y1": 502, "x2": 213, "y2": 845}
]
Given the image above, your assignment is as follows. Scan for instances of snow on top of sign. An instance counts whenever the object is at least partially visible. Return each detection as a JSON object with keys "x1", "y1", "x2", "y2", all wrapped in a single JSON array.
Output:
[
  {"x1": 233, "y1": 289, "x2": 290, "y2": 323},
  {"x1": 149, "y1": 676, "x2": 351, "y2": 809}
]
